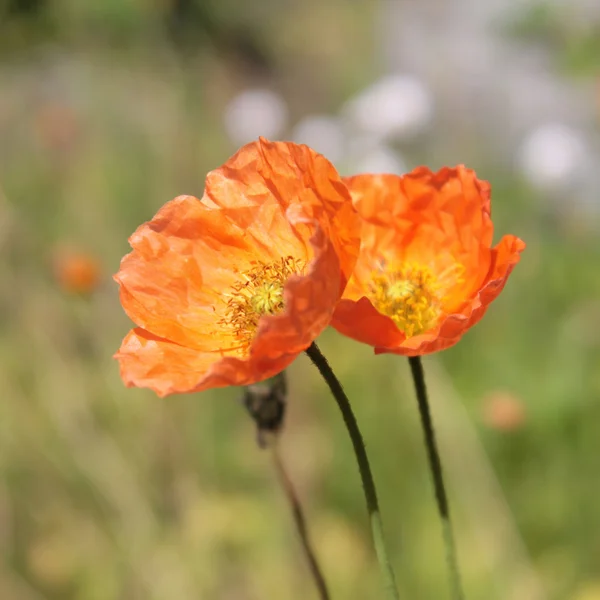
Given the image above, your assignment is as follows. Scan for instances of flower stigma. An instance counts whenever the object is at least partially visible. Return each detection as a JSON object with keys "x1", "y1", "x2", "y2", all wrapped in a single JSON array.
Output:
[
  {"x1": 369, "y1": 262, "x2": 459, "y2": 337},
  {"x1": 222, "y1": 256, "x2": 305, "y2": 349}
]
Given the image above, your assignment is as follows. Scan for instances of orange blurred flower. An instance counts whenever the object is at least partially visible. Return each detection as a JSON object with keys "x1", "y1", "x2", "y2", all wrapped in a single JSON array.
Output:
[
  {"x1": 54, "y1": 248, "x2": 101, "y2": 295},
  {"x1": 114, "y1": 138, "x2": 360, "y2": 397},
  {"x1": 481, "y1": 390, "x2": 526, "y2": 432},
  {"x1": 331, "y1": 167, "x2": 525, "y2": 355}
]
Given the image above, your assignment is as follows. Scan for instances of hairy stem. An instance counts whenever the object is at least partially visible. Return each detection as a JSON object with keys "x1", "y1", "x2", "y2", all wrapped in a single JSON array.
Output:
[
  {"x1": 306, "y1": 342, "x2": 400, "y2": 600},
  {"x1": 272, "y1": 445, "x2": 330, "y2": 600},
  {"x1": 408, "y1": 356, "x2": 465, "y2": 600}
]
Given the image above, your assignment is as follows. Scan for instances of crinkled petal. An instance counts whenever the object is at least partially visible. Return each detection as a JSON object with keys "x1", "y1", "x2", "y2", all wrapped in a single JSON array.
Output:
[
  {"x1": 114, "y1": 138, "x2": 360, "y2": 394},
  {"x1": 203, "y1": 138, "x2": 359, "y2": 289},
  {"x1": 343, "y1": 167, "x2": 493, "y2": 295},
  {"x1": 332, "y1": 297, "x2": 405, "y2": 348},
  {"x1": 333, "y1": 167, "x2": 524, "y2": 356},
  {"x1": 251, "y1": 225, "x2": 341, "y2": 357},
  {"x1": 115, "y1": 328, "x2": 300, "y2": 397},
  {"x1": 373, "y1": 234, "x2": 525, "y2": 356},
  {"x1": 115, "y1": 139, "x2": 359, "y2": 351},
  {"x1": 115, "y1": 195, "x2": 265, "y2": 351}
]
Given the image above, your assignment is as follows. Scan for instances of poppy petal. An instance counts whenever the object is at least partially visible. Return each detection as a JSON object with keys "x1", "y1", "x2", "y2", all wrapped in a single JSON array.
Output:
[
  {"x1": 115, "y1": 328, "x2": 300, "y2": 397},
  {"x1": 333, "y1": 167, "x2": 524, "y2": 356},
  {"x1": 114, "y1": 138, "x2": 360, "y2": 395}
]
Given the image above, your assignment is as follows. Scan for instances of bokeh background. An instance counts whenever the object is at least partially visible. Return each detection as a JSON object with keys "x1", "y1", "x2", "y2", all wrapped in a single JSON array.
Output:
[{"x1": 1, "y1": 0, "x2": 600, "y2": 598}]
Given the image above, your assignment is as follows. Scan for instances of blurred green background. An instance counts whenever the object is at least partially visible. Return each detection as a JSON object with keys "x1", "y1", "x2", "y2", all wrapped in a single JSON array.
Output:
[{"x1": 1, "y1": 0, "x2": 600, "y2": 598}]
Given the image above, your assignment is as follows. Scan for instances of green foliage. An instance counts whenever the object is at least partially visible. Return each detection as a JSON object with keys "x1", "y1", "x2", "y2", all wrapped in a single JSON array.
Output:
[{"x1": 504, "y1": 0, "x2": 600, "y2": 76}]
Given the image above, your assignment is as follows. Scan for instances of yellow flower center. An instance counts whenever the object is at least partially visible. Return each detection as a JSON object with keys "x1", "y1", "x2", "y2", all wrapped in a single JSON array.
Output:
[
  {"x1": 369, "y1": 262, "x2": 444, "y2": 338},
  {"x1": 222, "y1": 256, "x2": 305, "y2": 347}
]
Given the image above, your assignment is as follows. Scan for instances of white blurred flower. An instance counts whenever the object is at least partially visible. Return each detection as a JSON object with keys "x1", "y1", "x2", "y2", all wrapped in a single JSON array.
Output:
[
  {"x1": 291, "y1": 115, "x2": 345, "y2": 163},
  {"x1": 517, "y1": 123, "x2": 587, "y2": 189},
  {"x1": 343, "y1": 74, "x2": 433, "y2": 141},
  {"x1": 223, "y1": 88, "x2": 288, "y2": 146},
  {"x1": 346, "y1": 137, "x2": 407, "y2": 175}
]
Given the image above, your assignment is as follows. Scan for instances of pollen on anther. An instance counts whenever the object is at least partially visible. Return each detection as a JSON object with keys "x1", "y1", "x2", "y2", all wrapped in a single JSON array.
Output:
[
  {"x1": 220, "y1": 256, "x2": 305, "y2": 349},
  {"x1": 369, "y1": 263, "x2": 444, "y2": 338}
]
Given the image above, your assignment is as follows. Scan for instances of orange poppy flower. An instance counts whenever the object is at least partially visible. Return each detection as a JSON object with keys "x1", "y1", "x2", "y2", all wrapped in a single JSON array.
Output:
[
  {"x1": 331, "y1": 166, "x2": 525, "y2": 356},
  {"x1": 114, "y1": 138, "x2": 360, "y2": 397}
]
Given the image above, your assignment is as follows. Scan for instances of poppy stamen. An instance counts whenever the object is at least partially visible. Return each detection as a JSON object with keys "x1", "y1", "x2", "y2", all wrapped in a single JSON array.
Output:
[
  {"x1": 369, "y1": 263, "x2": 446, "y2": 337},
  {"x1": 222, "y1": 256, "x2": 305, "y2": 347}
]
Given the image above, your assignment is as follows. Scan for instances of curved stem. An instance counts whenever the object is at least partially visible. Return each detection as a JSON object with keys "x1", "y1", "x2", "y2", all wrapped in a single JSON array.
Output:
[
  {"x1": 306, "y1": 342, "x2": 400, "y2": 600},
  {"x1": 243, "y1": 373, "x2": 330, "y2": 598},
  {"x1": 271, "y1": 445, "x2": 330, "y2": 600},
  {"x1": 408, "y1": 356, "x2": 465, "y2": 600}
]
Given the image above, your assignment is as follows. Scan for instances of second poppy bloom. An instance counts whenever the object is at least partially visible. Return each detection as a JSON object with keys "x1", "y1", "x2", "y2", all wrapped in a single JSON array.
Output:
[
  {"x1": 115, "y1": 138, "x2": 360, "y2": 396},
  {"x1": 332, "y1": 167, "x2": 525, "y2": 356}
]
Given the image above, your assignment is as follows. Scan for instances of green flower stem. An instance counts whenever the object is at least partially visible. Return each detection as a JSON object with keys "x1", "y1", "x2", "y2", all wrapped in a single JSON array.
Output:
[
  {"x1": 306, "y1": 342, "x2": 400, "y2": 600},
  {"x1": 408, "y1": 356, "x2": 465, "y2": 600},
  {"x1": 271, "y1": 445, "x2": 330, "y2": 600}
]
